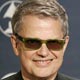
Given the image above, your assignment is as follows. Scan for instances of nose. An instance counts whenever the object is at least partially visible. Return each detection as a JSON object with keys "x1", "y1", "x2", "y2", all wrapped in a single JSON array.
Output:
[{"x1": 37, "y1": 43, "x2": 50, "y2": 57}]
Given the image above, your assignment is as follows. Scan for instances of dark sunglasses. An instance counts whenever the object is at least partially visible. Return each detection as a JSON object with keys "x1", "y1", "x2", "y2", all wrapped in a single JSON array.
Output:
[{"x1": 14, "y1": 33, "x2": 65, "y2": 51}]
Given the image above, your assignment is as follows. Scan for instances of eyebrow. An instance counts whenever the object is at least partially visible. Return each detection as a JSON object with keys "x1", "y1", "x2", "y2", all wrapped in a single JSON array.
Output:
[{"x1": 14, "y1": 33, "x2": 64, "y2": 41}]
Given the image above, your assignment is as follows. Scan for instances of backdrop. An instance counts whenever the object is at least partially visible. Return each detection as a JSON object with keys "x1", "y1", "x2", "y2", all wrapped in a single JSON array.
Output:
[{"x1": 0, "y1": 0, "x2": 80, "y2": 79}]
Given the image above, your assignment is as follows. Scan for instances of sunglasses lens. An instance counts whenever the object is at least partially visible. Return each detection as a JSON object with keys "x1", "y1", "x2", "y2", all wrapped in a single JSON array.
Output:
[
  {"x1": 47, "y1": 40, "x2": 65, "y2": 50},
  {"x1": 24, "y1": 39, "x2": 41, "y2": 50}
]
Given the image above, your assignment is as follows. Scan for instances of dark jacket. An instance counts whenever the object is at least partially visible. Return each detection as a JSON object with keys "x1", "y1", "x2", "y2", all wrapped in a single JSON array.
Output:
[{"x1": 1, "y1": 71, "x2": 79, "y2": 80}]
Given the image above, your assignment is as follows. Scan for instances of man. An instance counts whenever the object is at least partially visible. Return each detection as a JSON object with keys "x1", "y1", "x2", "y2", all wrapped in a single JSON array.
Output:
[{"x1": 1, "y1": 0, "x2": 79, "y2": 80}]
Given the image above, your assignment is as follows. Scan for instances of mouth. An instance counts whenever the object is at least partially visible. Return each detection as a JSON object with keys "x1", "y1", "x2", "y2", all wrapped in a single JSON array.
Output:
[{"x1": 33, "y1": 59, "x2": 53, "y2": 67}]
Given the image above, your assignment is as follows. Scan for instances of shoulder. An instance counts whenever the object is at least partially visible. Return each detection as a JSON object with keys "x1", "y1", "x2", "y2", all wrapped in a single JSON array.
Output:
[
  {"x1": 1, "y1": 74, "x2": 17, "y2": 80},
  {"x1": 57, "y1": 73, "x2": 79, "y2": 80},
  {"x1": 1, "y1": 71, "x2": 22, "y2": 80}
]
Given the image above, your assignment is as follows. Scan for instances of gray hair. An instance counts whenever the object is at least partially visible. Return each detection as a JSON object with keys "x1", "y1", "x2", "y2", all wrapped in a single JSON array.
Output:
[{"x1": 11, "y1": 0, "x2": 69, "y2": 36}]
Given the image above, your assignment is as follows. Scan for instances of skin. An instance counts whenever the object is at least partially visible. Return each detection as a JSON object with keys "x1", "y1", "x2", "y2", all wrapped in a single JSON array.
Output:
[{"x1": 11, "y1": 15, "x2": 69, "y2": 80}]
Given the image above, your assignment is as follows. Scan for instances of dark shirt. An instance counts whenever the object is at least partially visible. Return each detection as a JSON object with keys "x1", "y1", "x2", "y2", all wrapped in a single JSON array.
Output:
[{"x1": 1, "y1": 71, "x2": 79, "y2": 80}]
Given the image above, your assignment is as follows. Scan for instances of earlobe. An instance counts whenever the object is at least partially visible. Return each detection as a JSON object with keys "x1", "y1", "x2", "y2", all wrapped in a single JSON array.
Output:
[{"x1": 10, "y1": 35, "x2": 19, "y2": 56}]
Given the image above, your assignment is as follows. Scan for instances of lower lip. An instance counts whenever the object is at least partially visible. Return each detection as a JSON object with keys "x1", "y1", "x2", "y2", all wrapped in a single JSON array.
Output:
[{"x1": 33, "y1": 60, "x2": 53, "y2": 67}]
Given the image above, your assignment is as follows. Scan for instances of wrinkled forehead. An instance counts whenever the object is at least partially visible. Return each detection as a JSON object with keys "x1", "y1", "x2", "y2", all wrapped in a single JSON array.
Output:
[{"x1": 17, "y1": 15, "x2": 64, "y2": 39}]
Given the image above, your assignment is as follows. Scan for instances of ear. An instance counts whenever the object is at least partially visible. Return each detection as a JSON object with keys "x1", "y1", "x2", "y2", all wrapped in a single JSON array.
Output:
[
  {"x1": 63, "y1": 36, "x2": 69, "y2": 53},
  {"x1": 10, "y1": 35, "x2": 19, "y2": 56}
]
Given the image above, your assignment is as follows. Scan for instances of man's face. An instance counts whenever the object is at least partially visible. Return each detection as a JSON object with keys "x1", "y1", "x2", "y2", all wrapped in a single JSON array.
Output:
[{"x1": 11, "y1": 15, "x2": 69, "y2": 79}]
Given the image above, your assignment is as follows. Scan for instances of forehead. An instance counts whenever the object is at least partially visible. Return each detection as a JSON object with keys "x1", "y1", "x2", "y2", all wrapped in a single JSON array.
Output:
[{"x1": 19, "y1": 15, "x2": 63, "y2": 39}]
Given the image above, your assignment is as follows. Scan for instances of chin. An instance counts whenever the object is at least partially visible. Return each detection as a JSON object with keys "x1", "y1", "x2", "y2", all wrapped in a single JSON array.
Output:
[{"x1": 33, "y1": 71, "x2": 55, "y2": 78}]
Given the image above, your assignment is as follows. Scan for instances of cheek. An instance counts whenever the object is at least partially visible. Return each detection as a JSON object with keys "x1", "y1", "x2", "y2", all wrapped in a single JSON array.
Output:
[
  {"x1": 19, "y1": 51, "x2": 36, "y2": 72},
  {"x1": 51, "y1": 50, "x2": 64, "y2": 59},
  {"x1": 19, "y1": 51, "x2": 33, "y2": 68},
  {"x1": 19, "y1": 51, "x2": 32, "y2": 60},
  {"x1": 19, "y1": 50, "x2": 36, "y2": 63},
  {"x1": 54, "y1": 50, "x2": 64, "y2": 64}
]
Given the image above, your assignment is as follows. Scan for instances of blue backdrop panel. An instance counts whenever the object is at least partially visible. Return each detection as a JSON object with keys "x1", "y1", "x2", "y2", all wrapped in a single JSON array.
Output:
[{"x1": 0, "y1": 0, "x2": 80, "y2": 79}]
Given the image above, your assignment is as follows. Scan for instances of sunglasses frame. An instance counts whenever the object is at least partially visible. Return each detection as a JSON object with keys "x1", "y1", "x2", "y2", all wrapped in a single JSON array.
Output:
[{"x1": 14, "y1": 33, "x2": 65, "y2": 50}]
